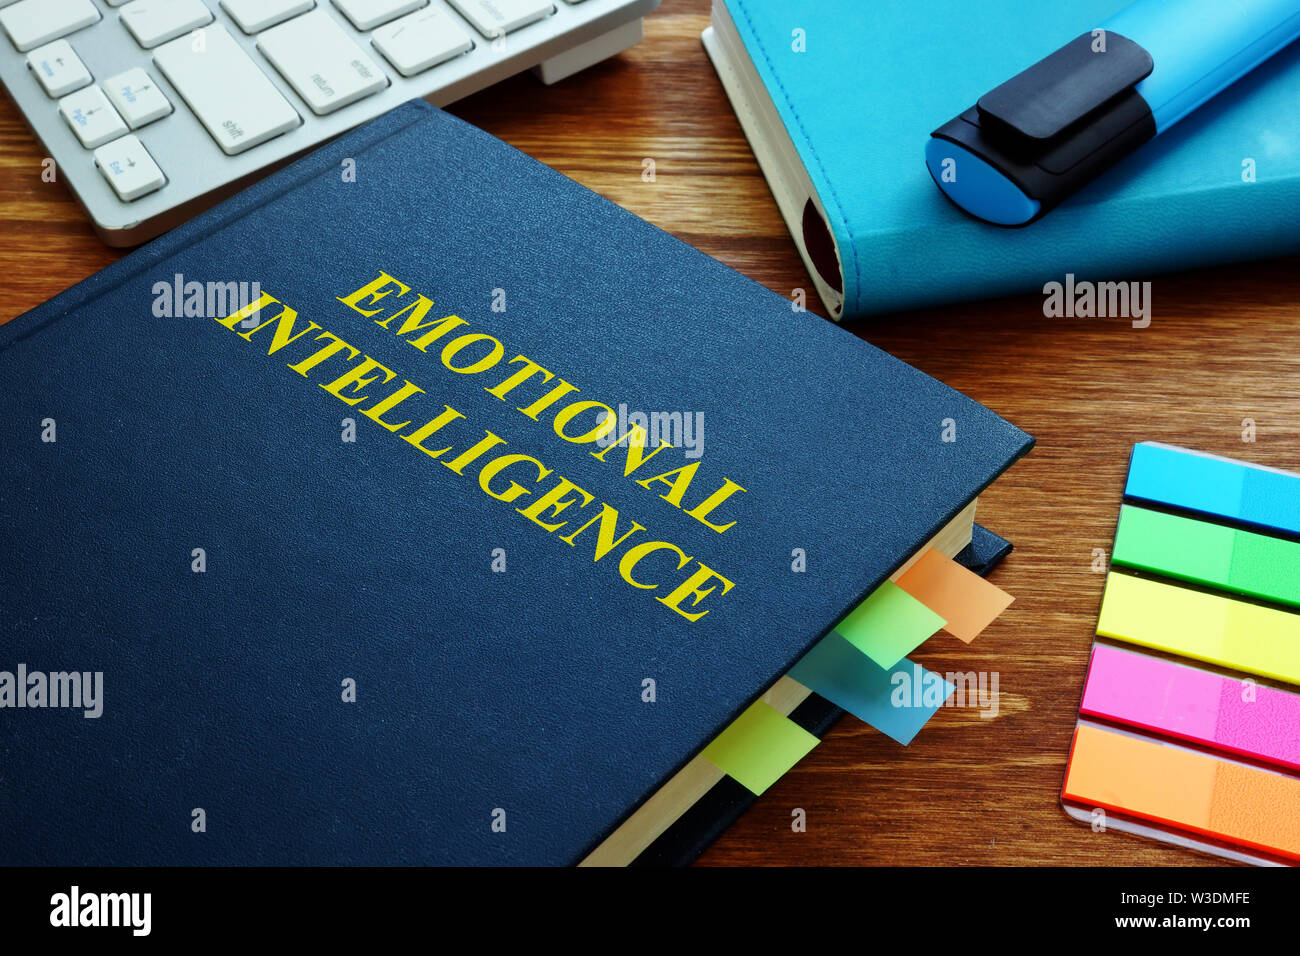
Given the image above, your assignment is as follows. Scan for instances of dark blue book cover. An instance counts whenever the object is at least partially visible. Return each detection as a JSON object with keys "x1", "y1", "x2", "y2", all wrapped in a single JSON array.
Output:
[{"x1": 0, "y1": 101, "x2": 1031, "y2": 865}]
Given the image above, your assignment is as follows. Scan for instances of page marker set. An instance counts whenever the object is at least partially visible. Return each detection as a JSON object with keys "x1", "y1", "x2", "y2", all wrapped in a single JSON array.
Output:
[
  {"x1": 1063, "y1": 443, "x2": 1300, "y2": 865},
  {"x1": 704, "y1": 548, "x2": 1014, "y2": 795}
]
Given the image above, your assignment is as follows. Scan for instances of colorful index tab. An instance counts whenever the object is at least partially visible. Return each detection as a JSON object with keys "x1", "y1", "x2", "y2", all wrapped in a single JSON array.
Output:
[
  {"x1": 1081, "y1": 644, "x2": 1300, "y2": 772},
  {"x1": 1126, "y1": 442, "x2": 1300, "y2": 536},
  {"x1": 895, "y1": 548, "x2": 1014, "y2": 642},
  {"x1": 789, "y1": 633, "x2": 955, "y2": 746},
  {"x1": 1097, "y1": 572, "x2": 1300, "y2": 686},
  {"x1": 700, "y1": 699, "x2": 819, "y2": 796},
  {"x1": 1064, "y1": 723, "x2": 1300, "y2": 861},
  {"x1": 1112, "y1": 504, "x2": 1300, "y2": 607},
  {"x1": 833, "y1": 580, "x2": 945, "y2": 669},
  {"x1": 1066, "y1": 444, "x2": 1300, "y2": 865}
]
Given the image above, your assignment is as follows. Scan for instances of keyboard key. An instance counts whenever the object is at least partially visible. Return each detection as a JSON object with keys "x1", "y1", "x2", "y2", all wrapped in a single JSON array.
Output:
[
  {"x1": 1, "y1": 0, "x2": 100, "y2": 53},
  {"x1": 220, "y1": 0, "x2": 315, "y2": 34},
  {"x1": 446, "y1": 0, "x2": 552, "y2": 38},
  {"x1": 120, "y1": 0, "x2": 214, "y2": 49},
  {"x1": 59, "y1": 86, "x2": 128, "y2": 148},
  {"x1": 154, "y1": 25, "x2": 300, "y2": 155},
  {"x1": 258, "y1": 11, "x2": 388, "y2": 116},
  {"x1": 94, "y1": 134, "x2": 167, "y2": 200},
  {"x1": 26, "y1": 39, "x2": 91, "y2": 97},
  {"x1": 372, "y1": 8, "x2": 471, "y2": 78},
  {"x1": 333, "y1": 0, "x2": 425, "y2": 31},
  {"x1": 103, "y1": 68, "x2": 173, "y2": 129}
]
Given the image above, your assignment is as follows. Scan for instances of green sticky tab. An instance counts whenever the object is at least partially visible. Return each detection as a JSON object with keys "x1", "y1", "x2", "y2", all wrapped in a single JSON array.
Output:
[
  {"x1": 701, "y1": 700, "x2": 819, "y2": 796},
  {"x1": 833, "y1": 580, "x2": 946, "y2": 668},
  {"x1": 1113, "y1": 505, "x2": 1300, "y2": 607},
  {"x1": 1113, "y1": 505, "x2": 1234, "y2": 584},
  {"x1": 1228, "y1": 531, "x2": 1300, "y2": 606}
]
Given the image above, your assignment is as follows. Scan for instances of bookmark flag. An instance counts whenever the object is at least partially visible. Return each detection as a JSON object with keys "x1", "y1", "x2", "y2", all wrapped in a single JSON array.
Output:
[
  {"x1": 895, "y1": 548, "x2": 1014, "y2": 643},
  {"x1": 1112, "y1": 503, "x2": 1300, "y2": 608},
  {"x1": 1098, "y1": 571, "x2": 1300, "y2": 686},
  {"x1": 789, "y1": 633, "x2": 955, "y2": 746},
  {"x1": 1064, "y1": 723, "x2": 1300, "y2": 861},
  {"x1": 834, "y1": 580, "x2": 945, "y2": 668},
  {"x1": 701, "y1": 700, "x2": 819, "y2": 796}
]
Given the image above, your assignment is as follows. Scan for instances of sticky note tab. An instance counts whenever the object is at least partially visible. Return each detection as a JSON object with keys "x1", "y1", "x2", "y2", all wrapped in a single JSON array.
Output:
[
  {"x1": 833, "y1": 580, "x2": 945, "y2": 668},
  {"x1": 1125, "y1": 442, "x2": 1300, "y2": 536},
  {"x1": 895, "y1": 548, "x2": 1014, "y2": 642},
  {"x1": 1081, "y1": 644, "x2": 1300, "y2": 771},
  {"x1": 701, "y1": 699, "x2": 819, "y2": 796},
  {"x1": 1063, "y1": 723, "x2": 1300, "y2": 861},
  {"x1": 1112, "y1": 505, "x2": 1300, "y2": 607},
  {"x1": 789, "y1": 633, "x2": 955, "y2": 745},
  {"x1": 1096, "y1": 572, "x2": 1300, "y2": 686}
]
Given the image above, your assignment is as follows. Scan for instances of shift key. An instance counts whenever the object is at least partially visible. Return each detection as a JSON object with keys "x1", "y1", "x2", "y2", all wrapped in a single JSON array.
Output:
[
  {"x1": 153, "y1": 25, "x2": 300, "y2": 155},
  {"x1": 258, "y1": 10, "x2": 388, "y2": 116}
]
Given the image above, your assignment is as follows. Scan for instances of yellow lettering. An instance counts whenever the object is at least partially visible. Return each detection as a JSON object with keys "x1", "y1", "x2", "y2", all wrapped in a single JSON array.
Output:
[
  {"x1": 320, "y1": 357, "x2": 396, "y2": 407},
  {"x1": 360, "y1": 381, "x2": 426, "y2": 432},
  {"x1": 237, "y1": 303, "x2": 322, "y2": 354},
  {"x1": 553, "y1": 401, "x2": 618, "y2": 444},
  {"x1": 589, "y1": 423, "x2": 670, "y2": 475},
  {"x1": 215, "y1": 290, "x2": 278, "y2": 329},
  {"x1": 443, "y1": 431, "x2": 509, "y2": 475},
  {"x1": 442, "y1": 333, "x2": 504, "y2": 375},
  {"x1": 517, "y1": 380, "x2": 580, "y2": 420},
  {"x1": 618, "y1": 541, "x2": 692, "y2": 591},
  {"x1": 485, "y1": 356, "x2": 554, "y2": 401},
  {"x1": 337, "y1": 272, "x2": 410, "y2": 318},
  {"x1": 657, "y1": 564, "x2": 735, "y2": 622},
  {"x1": 401, "y1": 405, "x2": 466, "y2": 460},
  {"x1": 405, "y1": 312, "x2": 469, "y2": 353},
  {"x1": 287, "y1": 332, "x2": 360, "y2": 377},
  {"x1": 558, "y1": 504, "x2": 647, "y2": 561},
  {"x1": 683, "y1": 479, "x2": 747, "y2": 533},
  {"x1": 479, "y1": 454, "x2": 551, "y2": 504},
  {"x1": 634, "y1": 462, "x2": 701, "y2": 509},
  {"x1": 515, "y1": 477, "x2": 594, "y2": 532}
]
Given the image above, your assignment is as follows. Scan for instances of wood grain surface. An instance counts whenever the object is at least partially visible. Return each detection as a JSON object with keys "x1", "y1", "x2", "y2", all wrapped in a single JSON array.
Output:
[{"x1": 4, "y1": 0, "x2": 1294, "y2": 866}]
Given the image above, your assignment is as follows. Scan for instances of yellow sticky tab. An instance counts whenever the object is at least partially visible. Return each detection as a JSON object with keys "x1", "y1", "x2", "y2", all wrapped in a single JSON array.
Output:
[
  {"x1": 701, "y1": 700, "x2": 819, "y2": 796},
  {"x1": 1097, "y1": 572, "x2": 1300, "y2": 686}
]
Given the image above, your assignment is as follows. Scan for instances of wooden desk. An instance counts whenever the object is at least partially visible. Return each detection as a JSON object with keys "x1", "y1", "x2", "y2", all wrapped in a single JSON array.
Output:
[{"x1": 4, "y1": 0, "x2": 1291, "y2": 866}]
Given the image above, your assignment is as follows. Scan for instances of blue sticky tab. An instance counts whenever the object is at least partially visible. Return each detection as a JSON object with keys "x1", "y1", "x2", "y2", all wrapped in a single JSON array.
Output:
[
  {"x1": 789, "y1": 633, "x2": 954, "y2": 746},
  {"x1": 1244, "y1": 469, "x2": 1300, "y2": 535},
  {"x1": 1125, "y1": 443, "x2": 1300, "y2": 535}
]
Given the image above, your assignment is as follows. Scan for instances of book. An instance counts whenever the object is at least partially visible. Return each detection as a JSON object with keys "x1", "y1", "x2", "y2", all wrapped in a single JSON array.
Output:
[
  {"x1": 0, "y1": 100, "x2": 1032, "y2": 866},
  {"x1": 703, "y1": 0, "x2": 1300, "y2": 319}
]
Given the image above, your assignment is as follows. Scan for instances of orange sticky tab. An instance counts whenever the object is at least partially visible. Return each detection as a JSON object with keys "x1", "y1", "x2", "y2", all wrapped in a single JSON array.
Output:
[
  {"x1": 895, "y1": 548, "x2": 1014, "y2": 642},
  {"x1": 1064, "y1": 724, "x2": 1216, "y2": 831},
  {"x1": 1065, "y1": 724, "x2": 1300, "y2": 860},
  {"x1": 1210, "y1": 762, "x2": 1300, "y2": 859}
]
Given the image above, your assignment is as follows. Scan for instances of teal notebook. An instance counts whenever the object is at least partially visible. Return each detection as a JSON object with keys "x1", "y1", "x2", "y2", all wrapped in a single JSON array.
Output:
[{"x1": 704, "y1": 0, "x2": 1300, "y2": 318}]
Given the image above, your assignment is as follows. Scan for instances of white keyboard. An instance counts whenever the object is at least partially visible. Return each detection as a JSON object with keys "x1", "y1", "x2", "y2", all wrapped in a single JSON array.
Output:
[{"x1": 0, "y1": 0, "x2": 658, "y2": 244}]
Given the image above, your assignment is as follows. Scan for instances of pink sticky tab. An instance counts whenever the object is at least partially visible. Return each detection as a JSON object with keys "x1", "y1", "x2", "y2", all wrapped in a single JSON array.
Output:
[
  {"x1": 1215, "y1": 681, "x2": 1300, "y2": 772},
  {"x1": 1082, "y1": 643, "x2": 1300, "y2": 772}
]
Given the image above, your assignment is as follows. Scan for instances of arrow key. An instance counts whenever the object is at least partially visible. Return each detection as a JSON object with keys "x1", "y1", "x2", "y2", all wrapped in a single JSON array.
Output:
[
  {"x1": 103, "y1": 67, "x2": 173, "y2": 129},
  {"x1": 26, "y1": 39, "x2": 92, "y2": 97},
  {"x1": 94, "y1": 134, "x2": 167, "y2": 201},
  {"x1": 59, "y1": 85, "x2": 127, "y2": 148}
]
